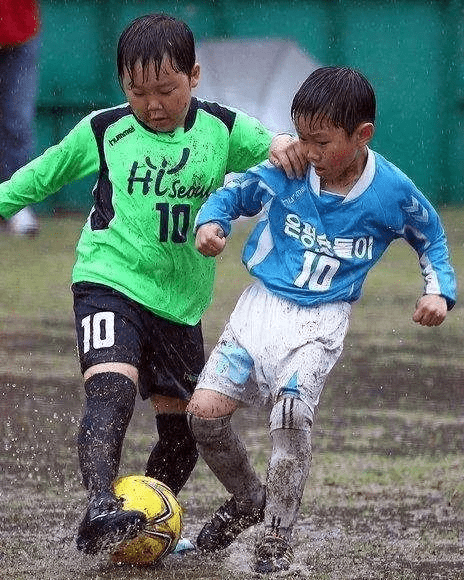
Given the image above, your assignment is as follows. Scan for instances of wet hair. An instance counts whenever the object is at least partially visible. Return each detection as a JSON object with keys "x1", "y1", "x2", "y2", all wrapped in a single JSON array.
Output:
[
  {"x1": 117, "y1": 13, "x2": 196, "y2": 83},
  {"x1": 291, "y1": 66, "x2": 376, "y2": 135}
]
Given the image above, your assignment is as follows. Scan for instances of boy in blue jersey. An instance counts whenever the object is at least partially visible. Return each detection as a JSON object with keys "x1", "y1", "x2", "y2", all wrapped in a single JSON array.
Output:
[{"x1": 187, "y1": 67, "x2": 456, "y2": 574}]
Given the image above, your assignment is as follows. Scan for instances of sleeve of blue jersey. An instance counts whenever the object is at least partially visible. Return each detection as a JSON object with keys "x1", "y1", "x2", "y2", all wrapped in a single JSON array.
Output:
[
  {"x1": 398, "y1": 188, "x2": 457, "y2": 309},
  {"x1": 194, "y1": 166, "x2": 266, "y2": 236}
]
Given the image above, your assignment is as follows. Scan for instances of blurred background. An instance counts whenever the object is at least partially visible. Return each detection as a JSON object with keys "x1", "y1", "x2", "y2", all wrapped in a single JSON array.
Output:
[{"x1": 34, "y1": 0, "x2": 464, "y2": 215}]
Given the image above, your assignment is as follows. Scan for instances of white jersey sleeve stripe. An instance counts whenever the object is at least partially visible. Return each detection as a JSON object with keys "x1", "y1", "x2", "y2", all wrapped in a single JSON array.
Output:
[
  {"x1": 246, "y1": 221, "x2": 274, "y2": 271},
  {"x1": 419, "y1": 254, "x2": 442, "y2": 295}
]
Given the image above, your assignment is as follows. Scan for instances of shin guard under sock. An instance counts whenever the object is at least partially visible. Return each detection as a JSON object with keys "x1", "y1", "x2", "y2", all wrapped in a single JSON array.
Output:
[
  {"x1": 77, "y1": 372, "x2": 136, "y2": 496},
  {"x1": 188, "y1": 413, "x2": 264, "y2": 509},
  {"x1": 265, "y1": 427, "x2": 312, "y2": 538}
]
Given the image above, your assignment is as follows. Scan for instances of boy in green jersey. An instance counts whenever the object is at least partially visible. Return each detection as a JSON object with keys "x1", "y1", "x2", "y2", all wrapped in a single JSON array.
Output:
[{"x1": 0, "y1": 13, "x2": 306, "y2": 554}]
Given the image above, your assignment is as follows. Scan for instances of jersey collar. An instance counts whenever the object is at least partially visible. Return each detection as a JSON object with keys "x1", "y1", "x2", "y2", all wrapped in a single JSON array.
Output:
[
  {"x1": 184, "y1": 97, "x2": 198, "y2": 132},
  {"x1": 309, "y1": 147, "x2": 376, "y2": 203}
]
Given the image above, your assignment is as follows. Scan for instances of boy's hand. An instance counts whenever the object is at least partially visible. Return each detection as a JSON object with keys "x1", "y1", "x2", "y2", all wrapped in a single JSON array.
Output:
[
  {"x1": 195, "y1": 223, "x2": 226, "y2": 257},
  {"x1": 412, "y1": 295, "x2": 448, "y2": 326},
  {"x1": 269, "y1": 134, "x2": 308, "y2": 180}
]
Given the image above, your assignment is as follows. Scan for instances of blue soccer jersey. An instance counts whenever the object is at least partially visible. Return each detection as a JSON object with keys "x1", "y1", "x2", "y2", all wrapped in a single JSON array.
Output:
[{"x1": 195, "y1": 149, "x2": 456, "y2": 309}]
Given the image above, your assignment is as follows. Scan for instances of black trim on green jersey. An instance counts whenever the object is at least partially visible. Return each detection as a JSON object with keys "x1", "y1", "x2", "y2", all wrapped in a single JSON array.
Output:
[
  {"x1": 128, "y1": 97, "x2": 237, "y2": 136},
  {"x1": 89, "y1": 105, "x2": 132, "y2": 230},
  {"x1": 0, "y1": 92, "x2": 272, "y2": 326},
  {"x1": 185, "y1": 97, "x2": 236, "y2": 133},
  {"x1": 87, "y1": 99, "x2": 237, "y2": 231}
]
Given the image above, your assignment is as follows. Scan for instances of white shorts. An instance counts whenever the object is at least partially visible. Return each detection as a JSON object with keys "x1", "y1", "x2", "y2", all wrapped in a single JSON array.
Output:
[{"x1": 196, "y1": 281, "x2": 351, "y2": 422}]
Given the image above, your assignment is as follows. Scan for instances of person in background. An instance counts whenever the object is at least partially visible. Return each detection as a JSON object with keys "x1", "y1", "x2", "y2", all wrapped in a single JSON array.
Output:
[
  {"x1": 0, "y1": 0, "x2": 40, "y2": 236},
  {"x1": 0, "y1": 12, "x2": 305, "y2": 556},
  {"x1": 187, "y1": 66, "x2": 456, "y2": 574}
]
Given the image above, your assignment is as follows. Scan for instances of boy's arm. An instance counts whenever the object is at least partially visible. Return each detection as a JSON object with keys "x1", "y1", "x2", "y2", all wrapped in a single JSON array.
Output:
[
  {"x1": 226, "y1": 109, "x2": 272, "y2": 174},
  {"x1": 0, "y1": 115, "x2": 99, "y2": 218},
  {"x1": 195, "y1": 167, "x2": 266, "y2": 239},
  {"x1": 398, "y1": 190, "x2": 456, "y2": 323},
  {"x1": 227, "y1": 110, "x2": 308, "y2": 179}
]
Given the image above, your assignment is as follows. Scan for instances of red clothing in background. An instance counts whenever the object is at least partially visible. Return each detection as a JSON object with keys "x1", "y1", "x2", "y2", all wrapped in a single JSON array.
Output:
[{"x1": 0, "y1": 0, "x2": 40, "y2": 46}]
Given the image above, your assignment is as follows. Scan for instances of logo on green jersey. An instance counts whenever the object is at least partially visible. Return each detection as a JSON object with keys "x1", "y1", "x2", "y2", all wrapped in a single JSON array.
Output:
[
  {"x1": 127, "y1": 147, "x2": 214, "y2": 200},
  {"x1": 108, "y1": 125, "x2": 135, "y2": 146}
]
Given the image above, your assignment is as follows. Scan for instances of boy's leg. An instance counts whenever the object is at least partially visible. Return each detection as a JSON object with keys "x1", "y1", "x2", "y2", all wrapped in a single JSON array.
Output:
[
  {"x1": 142, "y1": 318, "x2": 205, "y2": 496},
  {"x1": 186, "y1": 314, "x2": 267, "y2": 551},
  {"x1": 187, "y1": 390, "x2": 265, "y2": 551},
  {"x1": 265, "y1": 398, "x2": 313, "y2": 539},
  {"x1": 145, "y1": 410, "x2": 198, "y2": 496},
  {"x1": 77, "y1": 371, "x2": 136, "y2": 495},
  {"x1": 254, "y1": 397, "x2": 312, "y2": 573},
  {"x1": 188, "y1": 412, "x2": 265, "y2": 508},
  {"x1": 253, "y1": 300, "x2": 350, "y2": 570},
  {"x1": 73, "y1": 283, "x2": 147, "y2": 553},
  {"x1": 76, "y1": 368, "x2": 147, "y2": 554}
]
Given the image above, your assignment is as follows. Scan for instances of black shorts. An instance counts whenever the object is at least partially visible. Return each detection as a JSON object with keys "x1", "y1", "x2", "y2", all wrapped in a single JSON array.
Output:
[{"x1": 72, "y1": 282, "x2": 205, "y2": 401}]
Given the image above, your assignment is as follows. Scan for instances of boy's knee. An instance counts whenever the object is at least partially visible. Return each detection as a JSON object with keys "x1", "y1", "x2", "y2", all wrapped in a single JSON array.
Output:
[
  {"x1": 187, "y1": 388, "x2": 239, "y2": 418},
  {"x1": 84, "y1": 372, "x2": 136, "y2": 411},
  {"x1": 269, "y1": 397, "x2": 313, "y2": 433},
  {"x1": 187, "y1": 413, "x2": 232, "y2": 446}
]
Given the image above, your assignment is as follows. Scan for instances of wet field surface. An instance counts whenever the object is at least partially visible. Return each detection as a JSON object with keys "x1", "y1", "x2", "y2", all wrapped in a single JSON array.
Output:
[
  {"x1": 1, "y1": 212, "x2": 464, "y2": 579},
  {"x1": 1, "y1": 316, "x2": 464, "y2": 580}
]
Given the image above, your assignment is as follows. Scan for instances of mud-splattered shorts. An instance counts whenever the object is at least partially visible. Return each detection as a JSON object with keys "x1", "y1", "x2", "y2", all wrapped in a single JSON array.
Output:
[
  {"x1": 195, "y1": 281, "x2": 351, "y2": 424},
  {"x1": 72, "y1": 281, "x2": 205, "y2": 401}
]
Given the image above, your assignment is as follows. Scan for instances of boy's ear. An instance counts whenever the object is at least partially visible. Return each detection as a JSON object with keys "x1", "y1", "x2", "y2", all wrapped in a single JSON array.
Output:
[
  {"x1": 357, "y1": 122, "x2": 374, "y2": 145},
  {"x1": 190, "y1": 63, "x2": 200, "y2": 88}
]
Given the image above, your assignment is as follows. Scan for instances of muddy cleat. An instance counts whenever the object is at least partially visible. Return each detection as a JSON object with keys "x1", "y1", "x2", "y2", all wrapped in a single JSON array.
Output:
[
  {"x1": 254, "y1": 535, "x2": 294, "y2": 574},
  {"x1": 76, "y1": 491, "x2": 147, "y2": 555},
  {"x1": 196, "y1": 496, "x2": 264, "y2": 552}
]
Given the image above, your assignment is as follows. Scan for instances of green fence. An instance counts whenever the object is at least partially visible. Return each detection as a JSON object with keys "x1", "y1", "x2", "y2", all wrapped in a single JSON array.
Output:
[{"x1": 35, "y1": 0, "x2": 464, "y2": 213}]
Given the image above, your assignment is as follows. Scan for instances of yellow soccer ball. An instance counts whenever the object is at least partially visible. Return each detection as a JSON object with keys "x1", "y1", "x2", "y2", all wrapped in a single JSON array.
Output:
[{"x1": 111, "y1": 475, "x2": 183, "y2": 566}]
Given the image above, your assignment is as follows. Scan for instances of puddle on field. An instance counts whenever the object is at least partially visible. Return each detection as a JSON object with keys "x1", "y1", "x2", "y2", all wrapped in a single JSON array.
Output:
[{"x1": 1, "y1": 324, "x2": 464, "y2": 579}]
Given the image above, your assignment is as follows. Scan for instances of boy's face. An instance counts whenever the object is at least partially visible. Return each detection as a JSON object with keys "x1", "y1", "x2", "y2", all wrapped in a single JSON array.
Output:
[
  {"x1": 121, "y1": 57, "x2": 200, "y2": 132},
  {"x1": 295, "y1": 115, "x2": 373, "y2": 185}
]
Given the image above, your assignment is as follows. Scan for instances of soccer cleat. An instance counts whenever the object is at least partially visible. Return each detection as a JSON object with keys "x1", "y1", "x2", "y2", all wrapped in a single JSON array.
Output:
[
  {"x1": 196, "y1": 496, "x2": 264, "y2": 552},
  {"x1": 76, "y1": 491, "x2": 147, "y2": 555},
  {"x1": 254, "y1": 534, "x2": 294, "y2": 574}
]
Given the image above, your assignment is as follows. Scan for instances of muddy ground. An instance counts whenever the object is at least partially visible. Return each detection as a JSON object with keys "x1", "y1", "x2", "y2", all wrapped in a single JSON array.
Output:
[
  {"x1": 1, "y1": 215, "x2": 464, "y2": 580},
  {"x1": 1, "y1": 317, "x2": 464, "y2": 580}
]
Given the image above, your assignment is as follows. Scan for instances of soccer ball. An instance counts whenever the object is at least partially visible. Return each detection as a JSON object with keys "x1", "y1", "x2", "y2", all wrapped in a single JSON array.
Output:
[{"x1": 110, "y1": 475, "x2": 183, "y2": 566}]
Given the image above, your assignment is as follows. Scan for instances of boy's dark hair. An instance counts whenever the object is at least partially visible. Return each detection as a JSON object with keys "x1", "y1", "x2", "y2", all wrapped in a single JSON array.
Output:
[
  {"x1": 117, "y1": 13, "x2": 196, "y2": 83},
  {"x1": 291, "y1": 66, "x2": 376, "y2": 135}
]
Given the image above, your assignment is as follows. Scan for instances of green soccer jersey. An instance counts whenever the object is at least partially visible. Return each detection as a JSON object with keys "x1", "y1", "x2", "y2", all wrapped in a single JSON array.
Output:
[{"x1": 0, "y1": 98, "x2": 272, "y2": 324}]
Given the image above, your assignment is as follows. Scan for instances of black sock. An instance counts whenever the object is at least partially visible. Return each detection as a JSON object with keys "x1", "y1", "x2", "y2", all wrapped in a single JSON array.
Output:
[
  {"x1": 77, "y1": 372, "x2": 136, "y2": 497},
  {"x1": 145, "y1": 413, "x2": 198, "y2": 495}
]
